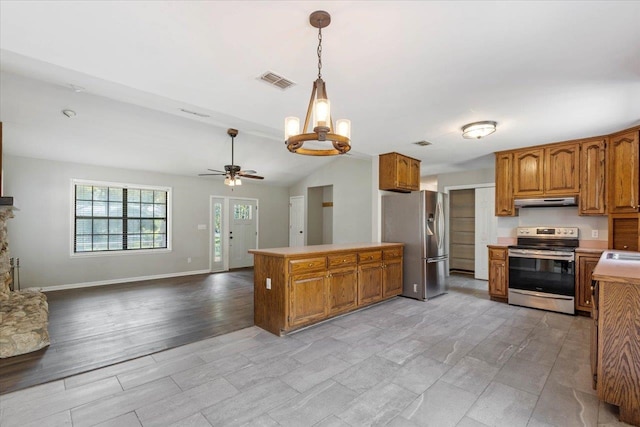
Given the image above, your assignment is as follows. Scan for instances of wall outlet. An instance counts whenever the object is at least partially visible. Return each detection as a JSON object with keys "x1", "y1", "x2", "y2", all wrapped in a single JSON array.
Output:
[
  {"x1": 591, "y1": 230, "x2": 599, "y2": 238},
  {"x1": 413, "y1": 283, "x2": 418, "y2": 293},
  {"x1": 187, "y1": 257, "x2": 192, "y2": 263},
  {"x1": 266, "y1": 278, "x2": 271, "y2": 290}
]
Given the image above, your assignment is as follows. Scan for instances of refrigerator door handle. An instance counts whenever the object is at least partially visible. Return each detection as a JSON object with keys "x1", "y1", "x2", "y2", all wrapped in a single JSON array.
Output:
[{"x1": 435, "y1": 198, "x2": 445, "y2": 250}]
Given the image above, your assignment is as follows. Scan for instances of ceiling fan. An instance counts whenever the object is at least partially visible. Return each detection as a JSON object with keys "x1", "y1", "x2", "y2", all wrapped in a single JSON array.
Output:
[{"x1": 199, "y1": 128, "x2": 264, "y2": 186}]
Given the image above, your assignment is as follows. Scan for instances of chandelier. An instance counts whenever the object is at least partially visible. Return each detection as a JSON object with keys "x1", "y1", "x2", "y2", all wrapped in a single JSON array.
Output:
[{"x1": 285, "y1": 11, "x2": 351, "y2": 156}]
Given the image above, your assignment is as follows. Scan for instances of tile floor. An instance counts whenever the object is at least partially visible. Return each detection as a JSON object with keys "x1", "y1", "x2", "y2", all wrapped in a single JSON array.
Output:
[{"x1": 0, "y1": 275, "x2": 630, "y2": 426}]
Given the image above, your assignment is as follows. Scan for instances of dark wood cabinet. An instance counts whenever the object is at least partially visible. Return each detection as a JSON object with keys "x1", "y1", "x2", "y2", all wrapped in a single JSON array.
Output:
[
  {"x1": 495, "y1": 152, "x2": 515, "y2": 216},
  {"x1": 608, "y1": 130, "x2": 639, "y2": 213},
  {"x1": 580, "y1": 138, "x2": 607, "y2": 215},
  {"x1": 488, "y1": 246, "x2": 508, "y2": 300},
  {"x1": 379, "y1": 152, "x2": 421, "y2": 193},
  {"x1": 608, "y1": 213, "x2": 640, "y2": 251}
]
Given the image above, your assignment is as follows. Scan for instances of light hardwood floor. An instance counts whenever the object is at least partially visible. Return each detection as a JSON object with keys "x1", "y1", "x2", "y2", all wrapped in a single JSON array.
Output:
[{"x1": 0, "y1": 274, "x2": 628, "y2": 426}]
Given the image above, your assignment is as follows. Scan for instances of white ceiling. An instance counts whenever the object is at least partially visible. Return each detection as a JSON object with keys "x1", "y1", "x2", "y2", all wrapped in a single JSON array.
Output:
[{"x1": 1, "y1": 1, "x2": 639, "y2": 186}]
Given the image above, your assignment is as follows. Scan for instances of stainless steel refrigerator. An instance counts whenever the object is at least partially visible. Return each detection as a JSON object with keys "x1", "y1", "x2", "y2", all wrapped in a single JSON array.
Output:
[{"x1": 382, "y1": 190, "x2": 448, "y2": 300}]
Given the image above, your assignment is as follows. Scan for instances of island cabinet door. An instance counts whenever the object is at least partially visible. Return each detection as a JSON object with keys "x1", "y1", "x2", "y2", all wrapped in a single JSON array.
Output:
[
  {"x1": 327, "y1": 267, "x2": 358, "y2": 315},
  {"x1": 358, "y1": 262, "x2": 383, "y2": 305},
  {"x1": 382, "y1": 258, "x2": 403, "y2": 298},
  {"x1": 289, "y1": 272, "x2": 327, "y2": 327}
]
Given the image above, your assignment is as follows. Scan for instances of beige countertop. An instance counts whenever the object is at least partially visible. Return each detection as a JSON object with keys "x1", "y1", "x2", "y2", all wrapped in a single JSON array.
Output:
[
  {"x1": 575, "y1": 247, "x2": 606, "y2": 254},
  {"x1": 592, "y1": 250, "x2": 640, "y2": 285},
  {"x1": 249, "y1": 242, "x2": 404, "y2": 257}
]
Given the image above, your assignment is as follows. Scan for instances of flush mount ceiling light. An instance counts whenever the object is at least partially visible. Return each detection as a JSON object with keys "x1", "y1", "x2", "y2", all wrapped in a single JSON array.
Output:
[
  {"x1": 284, "y1": 10, "x2": 351, "y2": 156},
  {"x1": 462, "y1": 121, "x2": 497, "y2": 139}
]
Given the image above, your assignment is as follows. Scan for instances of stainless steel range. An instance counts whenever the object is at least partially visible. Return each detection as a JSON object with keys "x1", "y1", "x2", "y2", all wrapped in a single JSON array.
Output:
[{"x1": 508, "y1": 226, "x2": 579, "y2": 315}]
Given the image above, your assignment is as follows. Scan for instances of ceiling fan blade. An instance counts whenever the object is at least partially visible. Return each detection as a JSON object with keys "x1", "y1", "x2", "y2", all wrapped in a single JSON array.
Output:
[
  {"x1": 207, "y1": 168, "x2": 226, "y2": 173},
  {"x1": 240, "y1": 174, "x2": 264, "y2": 180},
  {"x1": 239, "y1": 169, "x2": 257, "y2": 174},
  {"x1": 198, "y1": 173, "x2": 226, "y2": 176}
]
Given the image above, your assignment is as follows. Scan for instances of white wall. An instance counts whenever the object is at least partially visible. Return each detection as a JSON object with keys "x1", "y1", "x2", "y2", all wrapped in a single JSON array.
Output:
[
  {"x1": 4, "y1": 155, "x2": 289, "y2": 288},
  {"x1": 289, "y1": 156, "x2": 373, "y2": 244}
]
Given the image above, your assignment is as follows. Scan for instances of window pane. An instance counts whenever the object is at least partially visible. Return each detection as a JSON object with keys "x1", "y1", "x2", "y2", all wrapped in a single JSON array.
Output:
[
  {"x1": 127, "y1": 189, "x2": 140, "y2": 202},
  {"x1": 154, "y1": 234, "x2": 166, "y2": 248},
  {"x1": 93, "y1": 219, "x2": 108, "y2": 234},
  {"x1": 127, "y1": 234, "x2": 141, "y2": 249},
  {"x1": 141, "y1": 219, "x2": 154, "y2": 233},
  {"x1": 109, "y1": 188, "x2": 123, "y2": 201},
  {"x1": 76, "y1": 186, "x2": 93, "y2": 200},
  {"x1": 108, "y1": 202, "x2": 123, "y2": 217},
  {"x1": 234, "y1": 204, "x2": 252, "y2": 220},
  {"x1": 154, "y1": 191, "x2": 166, "y2": 203},
  {"x1": 141, "y1": 234, "x2": 154, "y2": 248},
  {"x1": 128, "y1": 219, "x2": 141, "y2": 233},
  {"x1": 109, "y1": 219, "x2": 123, "y2": 234},
  {"x1": 93, "y1": 187, "x2": 108, "y2": 201},
  {"x1": 93, "y1": 235, "x2": 108, "y2": 251},
  {"x1": 109, "y1": 235, "x2": 123, "y2": 250},
  {"x1": 93, "y1": 202, "x2": 107, "y2": 217},
  {"x1": 141, "y1": 190, "x2": 154, "y2": 203},
  {"x1": 153, "y1": 204, "x2": 166, "y2": 218},
  {"x1": 76, "y1": 201, "x2": 92, "y2": 216},
  {"x1": 128, "y1": 203, "x2": 141, "y2": 217},
  {"x1": 141, "y1": 203, "x2": 154, "y2": 217},
  {"x1": 154, "y1": 219, "x2": 166, "y2": 233},
  {"x1": 76, "y1": 219, "x2": 92, "y2": 234},
  {"x1": 76, "y1": 235, "x2": 92, "y2": 252}
]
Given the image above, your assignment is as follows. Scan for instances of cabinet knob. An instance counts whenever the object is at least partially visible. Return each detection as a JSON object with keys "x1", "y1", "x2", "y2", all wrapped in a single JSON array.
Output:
[
  {"x1": 623, "y1": 245, "x2": 628, "y2": 249},
  {"x1": 308, "y1": 263, "x2": 313, "y2": 266},
  {"x1": 586, "y1": 300, "x2": 591, "y2": 305}
]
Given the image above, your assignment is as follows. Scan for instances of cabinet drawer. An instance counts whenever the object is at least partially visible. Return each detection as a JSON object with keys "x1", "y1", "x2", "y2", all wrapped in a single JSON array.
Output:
[
  {"x1": 289, "y1": 257, "x2": 326, "y2": 274},
  {"x1": 328, "y1": 253, "x2": 357, "y2": 268},
  {"x1": 383, "y1": 247, "x2": 403, "y2": 259},
  {"x1": 358, "y1": 251, "x2": 382, "y2": 263},
  {"x1": 489, "y1": 248, "x2": 507, "y2": 260}
]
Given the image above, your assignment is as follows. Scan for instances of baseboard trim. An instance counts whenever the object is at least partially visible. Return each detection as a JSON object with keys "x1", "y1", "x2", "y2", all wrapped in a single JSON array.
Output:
[{"x1": 28, "y1": 270, "x2": 212, "y2": 292}]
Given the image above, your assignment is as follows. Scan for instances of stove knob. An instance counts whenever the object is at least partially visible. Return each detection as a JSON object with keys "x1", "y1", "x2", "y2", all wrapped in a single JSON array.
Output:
[{"x1": 569, "y1": 230, "x2": 574, "y2": 234}]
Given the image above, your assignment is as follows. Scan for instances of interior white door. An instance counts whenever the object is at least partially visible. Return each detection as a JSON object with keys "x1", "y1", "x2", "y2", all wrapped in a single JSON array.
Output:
[
  {"x1": 474, "y1": 186, "x2": 497, "y2": 280},
  {"x1": 229, "y1": 198, "x2": 258, "y2": 269},
  {"x1": 289, "y1": 196, "x2": 305, "y2": 247}
]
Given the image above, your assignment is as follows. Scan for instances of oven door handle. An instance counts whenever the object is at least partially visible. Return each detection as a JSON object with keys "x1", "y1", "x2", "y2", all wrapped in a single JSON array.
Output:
[
  {"x1": 508, "y1": 250, "x2": 574, "y2": 261},
  {"x1": 509, "y1": 289, "x2": 574, "y2": 301}
]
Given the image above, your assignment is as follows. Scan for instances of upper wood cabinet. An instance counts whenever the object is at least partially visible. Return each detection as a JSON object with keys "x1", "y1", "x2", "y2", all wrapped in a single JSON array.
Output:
[
  {"x1": 608, "y1": 213, "x2": 640, "y2": 251},
  {"x1": 379, "y1": 152, "x2": 421, "y2": 193},
  {"x1": 495, "y1": 152, "x2": 515, "y2": 216},
  {"x1": 514, "y1": 148, "x2": 544, "y2": 196},
  {"x1": 580, "y1": 138, "x2": 607, "y2": 215},
  {"x1": 607, "y1": 130, "x2": 639, "y2": 213},
  {"x1": 513, "y1": 143, "x2": 579, "y2": 198},
  {"x1": 545, "y1": 143, "x2": 580, "y2": 195}
]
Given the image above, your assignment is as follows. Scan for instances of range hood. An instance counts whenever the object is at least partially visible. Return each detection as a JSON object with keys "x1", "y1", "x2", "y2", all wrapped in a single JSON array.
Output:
[{"x1": 514, "y1": 196, "x2": 578, "y2": 208}]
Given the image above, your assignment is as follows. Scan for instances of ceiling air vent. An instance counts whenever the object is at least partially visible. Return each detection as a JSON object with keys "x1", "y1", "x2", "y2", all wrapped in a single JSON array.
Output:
[
  {"x1": 413, "y1": 140, "x2": 432, "y2": 147},
  {"x1": 180, "y1": 108, "x2": 210, "y2": 118},
  {"x1": 259, "y1": 71, "x2": 295, "y2": 90}
]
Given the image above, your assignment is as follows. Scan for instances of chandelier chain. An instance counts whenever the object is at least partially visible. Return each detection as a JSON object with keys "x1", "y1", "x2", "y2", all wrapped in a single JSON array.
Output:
[{"x1": 317, "y1": 26, "x2": 323, "y2": 79}]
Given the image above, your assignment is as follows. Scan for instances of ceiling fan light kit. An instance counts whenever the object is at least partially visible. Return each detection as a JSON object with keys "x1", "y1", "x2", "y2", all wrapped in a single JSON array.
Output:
[
  {"x1": 461, "y1": 121, "x2": 497, "y2": 139},
  {"x1": 284, "y1": 10, "x2": 351, "y2": 156}
]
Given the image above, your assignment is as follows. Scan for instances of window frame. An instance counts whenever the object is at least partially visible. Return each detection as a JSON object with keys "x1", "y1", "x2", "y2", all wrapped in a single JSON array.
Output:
[{"x1": 70, "y1": 179, "x2": 172, "y2": 257}]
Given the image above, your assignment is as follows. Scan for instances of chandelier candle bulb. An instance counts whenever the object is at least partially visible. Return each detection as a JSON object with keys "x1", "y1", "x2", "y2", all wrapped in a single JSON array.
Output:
[
  {"x1": 285, "y1": 117, "x2": 300, "y2": 139},
  {"x1": 336, "y1": 119, "x2": 351, "y2": 139},
  {"x1": 313, "y1": 99, "x2": 330, "y2": 129}
]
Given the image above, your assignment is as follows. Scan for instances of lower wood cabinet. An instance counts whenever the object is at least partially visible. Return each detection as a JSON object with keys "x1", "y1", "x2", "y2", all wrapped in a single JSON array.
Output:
[
  {"x1": 488, "y1": 246, "x2": 508, "y2": 300},
  {"x1": 251, "y1": 243, "x2": 404, "y2": 335},
  {"x1": 608, "y1": 213, "x2": 640, "y2": 251},
  {"x1": 327, "y1": 266, "x2": 358, "y2": 316},
  {"x1": 575, "y1": 250, "x2": 603, "y2": 313}
]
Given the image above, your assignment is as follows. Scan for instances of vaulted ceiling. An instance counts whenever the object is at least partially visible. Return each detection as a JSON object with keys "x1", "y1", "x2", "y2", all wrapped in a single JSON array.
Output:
[{"x1": 1, "y1": 1, "x2": 639, "y2": 186}]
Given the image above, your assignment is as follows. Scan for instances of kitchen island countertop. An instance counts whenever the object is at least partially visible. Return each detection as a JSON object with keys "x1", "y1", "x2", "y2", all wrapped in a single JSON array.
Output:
[{"x1": 592, "y1": 250, "x2": 640, "y2": 285}]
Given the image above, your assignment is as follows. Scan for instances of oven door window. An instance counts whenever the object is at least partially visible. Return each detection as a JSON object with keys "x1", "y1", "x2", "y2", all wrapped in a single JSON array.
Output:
[{"x1": 508, "y1": 258, "x2": 575, "y2": 296}]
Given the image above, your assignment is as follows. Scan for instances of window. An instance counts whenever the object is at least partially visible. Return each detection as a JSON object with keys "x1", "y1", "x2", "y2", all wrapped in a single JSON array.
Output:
[
  {"x1": 73, "y1": 181, "x2": 170, "y2": 254},
  {"x1": 233, "y1": 204, "x2": 252, "y2": 220}
]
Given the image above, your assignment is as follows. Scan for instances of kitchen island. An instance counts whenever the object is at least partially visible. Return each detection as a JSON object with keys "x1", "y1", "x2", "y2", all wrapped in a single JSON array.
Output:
[
  {"x1": 249, "y1": 243, "x2": 403, "y2": 336},
  {"x1": 591, "y1": 250, "x2": 640, "y2": 426}
]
